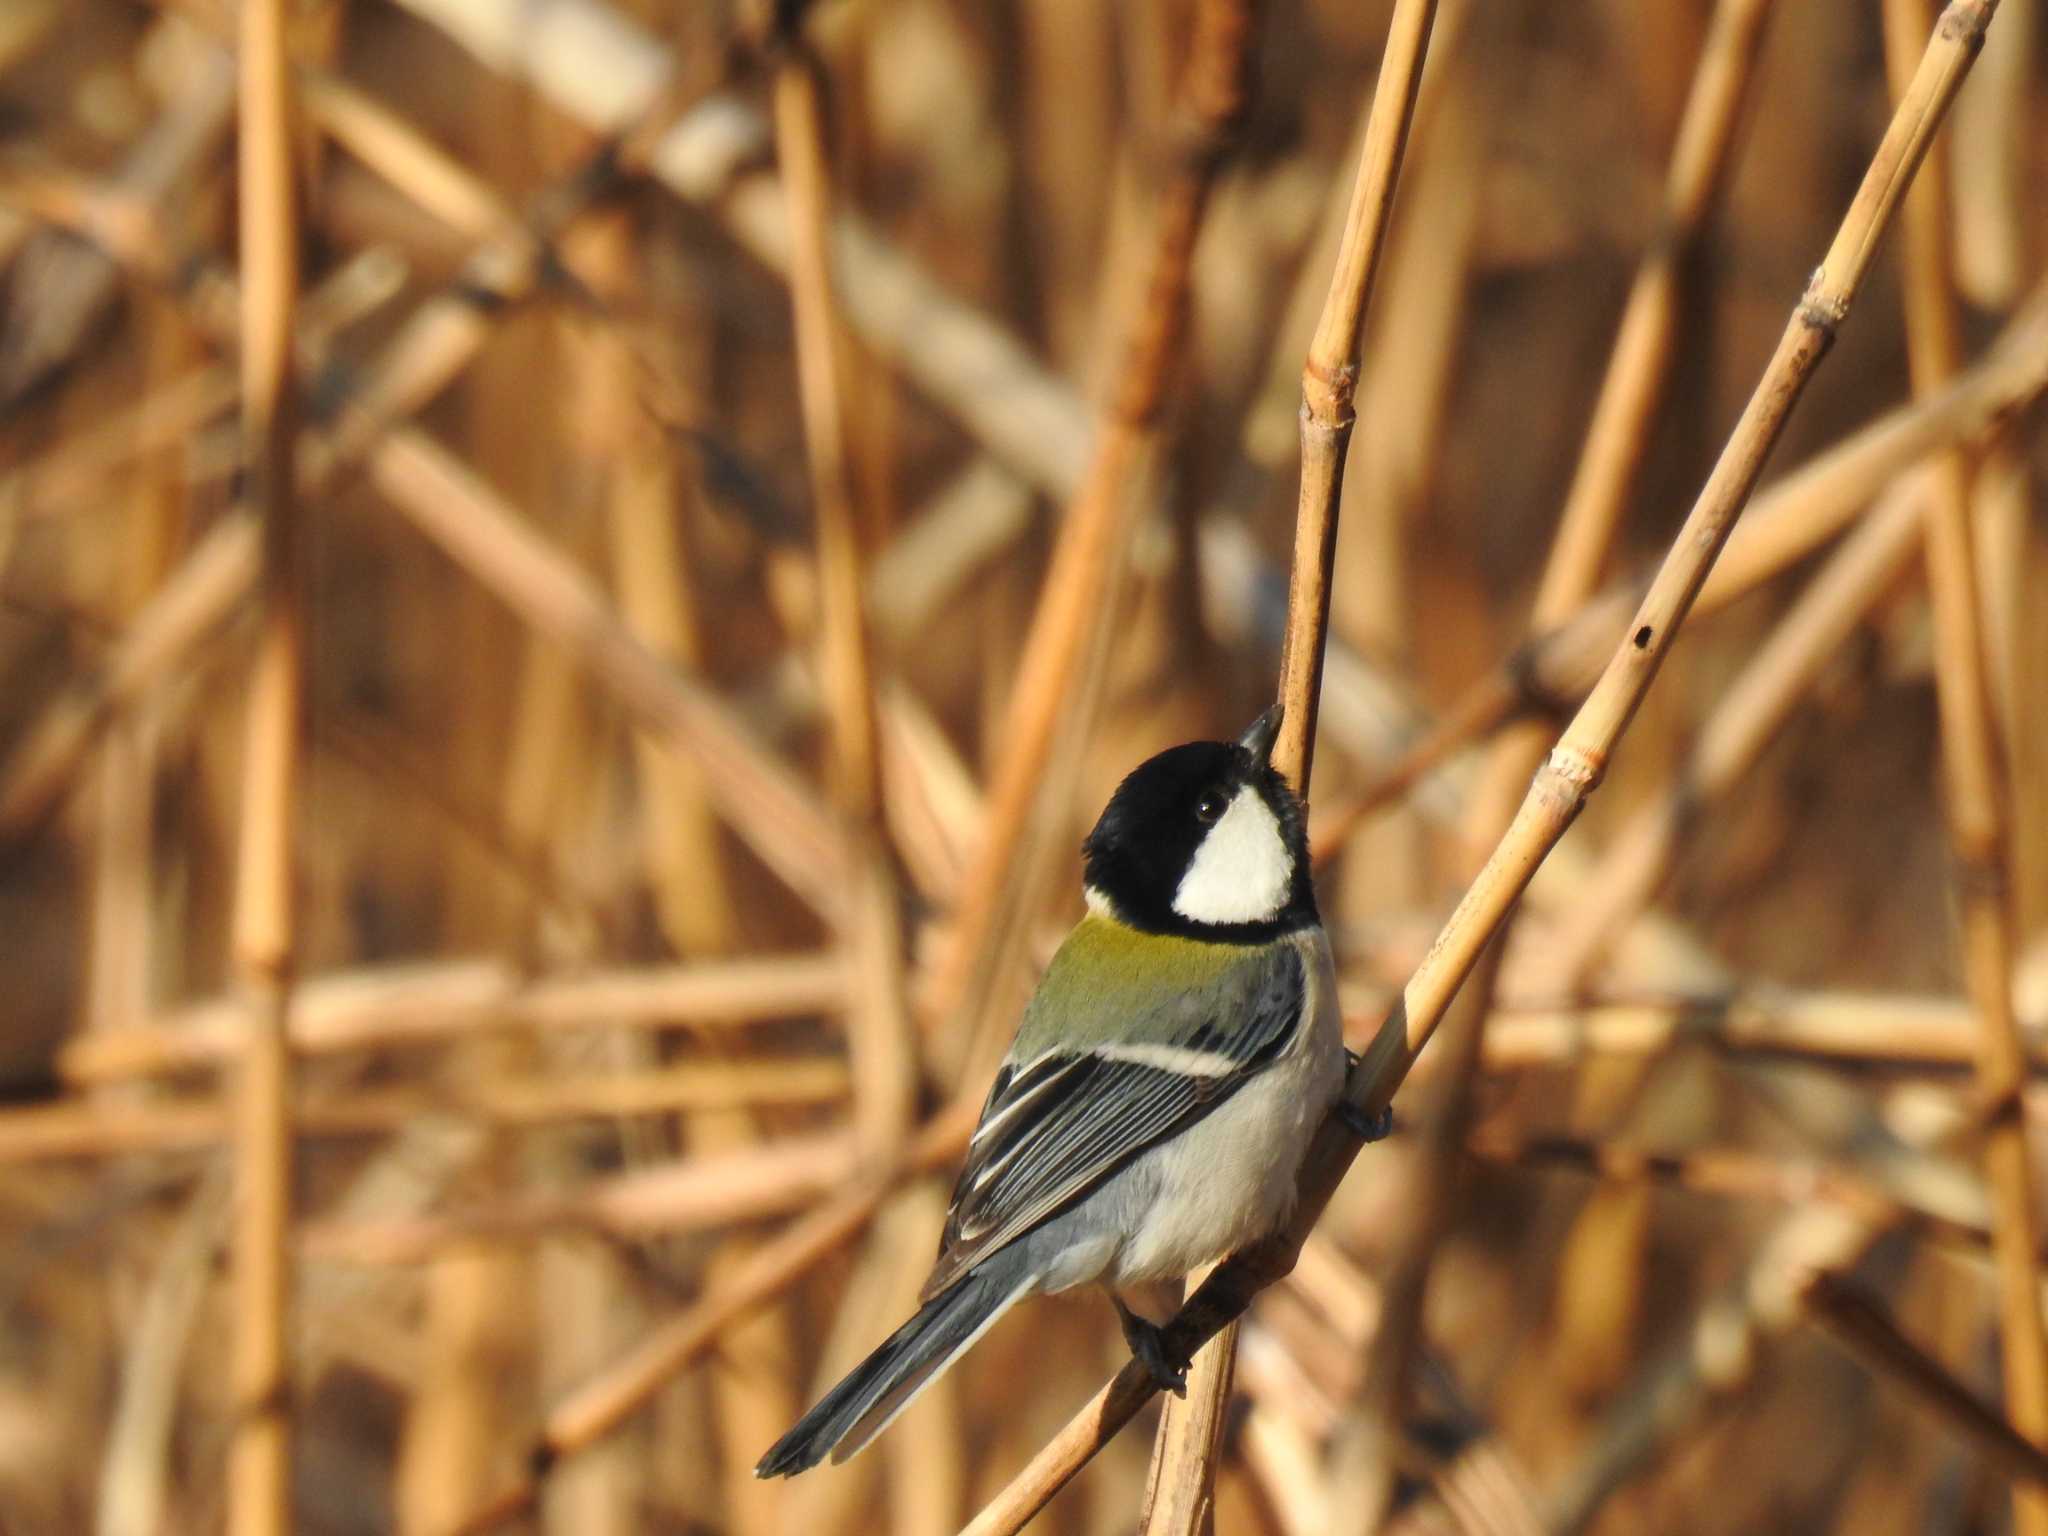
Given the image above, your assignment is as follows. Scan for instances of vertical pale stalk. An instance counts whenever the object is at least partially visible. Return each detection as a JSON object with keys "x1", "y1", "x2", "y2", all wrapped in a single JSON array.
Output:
[
  {"x1": 1881, "y1": 1, "x2": 2048, "y2": 1527},
  {"x1": 1140, "y1": 4, "x2": 1437, "y2": 1531},
  {"x1": 957, "y1": 8, "x2": 2001, "y2": 1532},
  {"x1": 1271, "y1": 0, "x2": 1438, "y2": 787},
  {"x1": 227, "y1": 0, "x2": 300, "y2": 1532}
]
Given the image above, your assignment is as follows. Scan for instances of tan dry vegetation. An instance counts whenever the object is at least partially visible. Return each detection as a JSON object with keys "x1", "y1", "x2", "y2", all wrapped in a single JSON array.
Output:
[{"x1": 0, "y1": 1, "x2": 2046, "y2": 1534}]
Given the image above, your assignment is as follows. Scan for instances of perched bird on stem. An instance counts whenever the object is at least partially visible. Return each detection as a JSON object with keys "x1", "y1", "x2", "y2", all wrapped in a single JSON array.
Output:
[{"x1": 758, "y1": 706, "x2": 1383, "y2": 1476}]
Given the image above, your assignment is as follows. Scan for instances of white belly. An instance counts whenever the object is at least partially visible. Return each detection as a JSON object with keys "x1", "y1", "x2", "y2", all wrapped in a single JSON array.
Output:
[{"x1": 1107, "y1": 930, "x2": 1345, "y2": 1285}]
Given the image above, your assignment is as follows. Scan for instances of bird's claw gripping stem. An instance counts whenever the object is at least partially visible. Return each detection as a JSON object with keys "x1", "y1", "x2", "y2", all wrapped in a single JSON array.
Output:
[
  {"x1": 1338, "y1": 1052, "x2": 1395, "y2": 1142},
  {"x1": 1113, "y1": 1296, "x2": 1189, "y2": 1397}
]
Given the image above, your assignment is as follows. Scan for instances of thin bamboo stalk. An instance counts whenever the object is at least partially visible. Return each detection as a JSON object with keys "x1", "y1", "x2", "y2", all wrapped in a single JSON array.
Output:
[
  {"x1": 226, "y1": 0, "x2": 301, "y2": 1529},
  {"x1": 956, "y1": 7, "x2": 2002, "y2": 1529},
  {"x1": 1882, "y1": 0, "x2": 2048, "y2": 1518},
  {"x1": 1145, "y1": 5, "x2": 1437, "y2": 1528}
]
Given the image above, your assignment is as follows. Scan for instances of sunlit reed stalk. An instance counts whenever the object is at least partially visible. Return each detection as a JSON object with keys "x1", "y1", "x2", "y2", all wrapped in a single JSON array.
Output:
[
  {"x1": 225, "y1": 1, "x2": 300, "y2": 1531},
  {"x1": 1144, "y1": 3, "x2": 1437, "y2": 1529}
]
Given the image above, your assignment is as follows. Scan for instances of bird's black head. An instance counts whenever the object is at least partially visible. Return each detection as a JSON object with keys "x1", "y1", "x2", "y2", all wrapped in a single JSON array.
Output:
[{"x1": 1080, "y1": 707, "x2": 1317, "y2": 942}]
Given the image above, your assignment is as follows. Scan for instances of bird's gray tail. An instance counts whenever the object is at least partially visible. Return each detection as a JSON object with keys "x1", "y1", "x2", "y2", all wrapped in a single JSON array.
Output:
[{"x1": 755, "y1": 1249, "x2": 1037, "y2": 1477}]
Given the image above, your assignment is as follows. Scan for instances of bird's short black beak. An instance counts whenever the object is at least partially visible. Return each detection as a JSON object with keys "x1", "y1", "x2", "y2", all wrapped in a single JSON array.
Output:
[{"x1": 1237, "y1": 704, "x2": 1282, "y2": 768}]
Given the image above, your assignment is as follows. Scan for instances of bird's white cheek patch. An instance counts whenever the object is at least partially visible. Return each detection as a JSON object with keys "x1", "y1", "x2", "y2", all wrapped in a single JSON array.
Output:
[{"x1": 1172, "y1": 787, "x2": 1292, "y2": 925}]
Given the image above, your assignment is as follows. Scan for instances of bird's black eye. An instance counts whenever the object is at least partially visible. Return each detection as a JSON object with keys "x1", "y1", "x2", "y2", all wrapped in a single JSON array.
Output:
[{"x1": 1195, "y1": 787, "x2": 1229, "y2": 824}]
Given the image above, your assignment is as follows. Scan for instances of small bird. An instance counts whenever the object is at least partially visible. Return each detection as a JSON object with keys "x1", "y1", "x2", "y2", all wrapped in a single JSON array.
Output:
[{"x1": 756, "y1": 706, "x2": 1383, "y2": 1478}]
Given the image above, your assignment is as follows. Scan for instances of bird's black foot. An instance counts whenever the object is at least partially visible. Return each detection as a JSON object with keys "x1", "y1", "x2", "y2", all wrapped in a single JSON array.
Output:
[
  {"x1": 1112, "y1": 1295, "x2": 1188, "y2": 1397},
  {"x1": 1340, "y1": 1052, "x2": 1395, "y2": 1142},
  {"x1": 1338, "y1": 1096, "x2": 1394, "y2": 1142}
]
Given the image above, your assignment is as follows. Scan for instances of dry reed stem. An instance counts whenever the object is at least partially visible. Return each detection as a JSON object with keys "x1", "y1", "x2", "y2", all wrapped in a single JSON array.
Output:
[
  {"x1": 1803, "y1": 1271, "x2": 2048, "y2": 1488},
  {"x1": 956, "y1": 7, "x2": 2001, "y2": 1530},
  {"x1": 1883, "y1": 0, "x2": 2048, "y2": 1513},
  {"x1": 54, "y1": 951, "x2": 844, "y2": 1083},
  {"x1": 922, "y1": 0, "x2": 1253, "y2": 1091},
  {"x1": 1161, "y1": 0, "x2": 1441, "y2": 1522},
  {"x1": 226, "y1": 0, "x2": 300, "y2": 1530},
  {"x1": 1269, "y1": 0, "x2": 1435, "y2": 785},
  {"x1": 1543, "y1": 476, "x2": 1926, "y2": 986},
  {"x1": 773, "y1": 38, "x2": 918, "y2": 1163}
]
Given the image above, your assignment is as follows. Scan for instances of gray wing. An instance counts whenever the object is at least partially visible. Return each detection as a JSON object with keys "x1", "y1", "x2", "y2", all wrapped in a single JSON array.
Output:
[{"x1": 921, "y1": 942, "x2": 1305, "y2": 1301}]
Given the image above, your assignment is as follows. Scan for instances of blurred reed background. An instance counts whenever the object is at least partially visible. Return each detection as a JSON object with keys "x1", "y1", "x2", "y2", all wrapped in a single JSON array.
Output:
[{"x1": 1, "y1": 0, "x2": 2046, "y2": 1533}]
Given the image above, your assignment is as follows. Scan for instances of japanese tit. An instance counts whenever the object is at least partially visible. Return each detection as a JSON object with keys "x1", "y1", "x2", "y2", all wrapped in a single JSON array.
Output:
[{"x1": 757, "y1": 706, "x2": 1379, "y2": 1477}]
